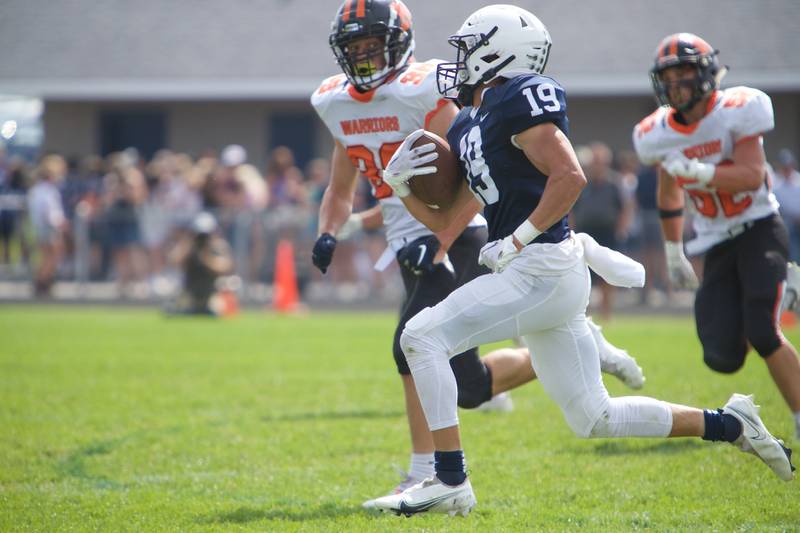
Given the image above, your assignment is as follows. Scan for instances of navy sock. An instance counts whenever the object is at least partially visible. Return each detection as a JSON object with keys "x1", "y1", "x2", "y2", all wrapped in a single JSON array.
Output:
[
  {"x1": 702, "y1": 408, "x2": 743, "y2": 442},
  {"x1": 434, "y1": 450, "x2": 467, "y2": 486}
]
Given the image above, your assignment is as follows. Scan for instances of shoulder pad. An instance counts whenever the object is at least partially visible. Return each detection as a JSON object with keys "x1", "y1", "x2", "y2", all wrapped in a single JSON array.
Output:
[
  {"x1": 632, "y1": 107, "x2": 669, "y2": 165},
  {"x1": 718, "y1": 87, "x2": 774, "y2": 141},
  {"x1": 310, "y1": 74, "x2": 347, "y2": 109},
  {"x1": 494, "y1": 75, "x2": 568, "y2": 136}
]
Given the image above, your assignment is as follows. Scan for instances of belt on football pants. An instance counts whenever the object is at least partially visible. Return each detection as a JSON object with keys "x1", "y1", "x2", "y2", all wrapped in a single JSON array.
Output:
[{"x1": 726, "y1": 219, "x2": 757, "y2": 239}]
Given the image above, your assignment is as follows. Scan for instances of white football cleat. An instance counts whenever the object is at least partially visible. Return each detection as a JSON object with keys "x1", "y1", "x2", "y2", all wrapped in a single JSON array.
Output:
[
  {"x1": 362, "y1": 473, "x2": 424, "y2": 510},
  {"x1": 368, "y1": 476, "x2": 476, "y2": 517},
  {"x1": 476, "y1": 391, "x2": 514, "y2": 413},
  {"x1": 588, "y1": 318, "x2": 645, "y2": 389},
  {"x1": 722, "y1": 393, "x2": 796, "y2": 481},
  {"x1": 781, "y1": 262, "x2": 800, "y2": 315}
]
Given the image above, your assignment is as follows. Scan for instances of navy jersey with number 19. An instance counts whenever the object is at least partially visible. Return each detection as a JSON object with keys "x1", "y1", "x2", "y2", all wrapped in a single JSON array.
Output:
[{"x1": 447, "y1": 74, "x2": 571, "y2": 243}]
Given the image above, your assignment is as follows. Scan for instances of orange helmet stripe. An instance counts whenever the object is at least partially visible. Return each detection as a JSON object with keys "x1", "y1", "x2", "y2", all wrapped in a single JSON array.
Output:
[
  {"x1": 342, "y1": 0, "x2": 352, "y2": 21},
  {"x1": 356, "y1": 0, "x2": 366, "y2": 18},
  {"x1": 668, "y1": 35, "x2": 679, "y2": 57}
]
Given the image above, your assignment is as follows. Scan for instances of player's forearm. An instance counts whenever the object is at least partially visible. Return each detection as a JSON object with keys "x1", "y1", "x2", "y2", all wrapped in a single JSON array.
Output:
[
  {"x1": 434, "y1": 197, "x2": 482, "y2": 250},
  {"x1": 656, "y1": 168, "x2": 685, "y2": 242},
  {"x1": 528, "y1": 167, "x2": 585, "y2": 231},
  {"x1": 660, "y1": 217, "x2": 684, "y2": 243},
  {"x1": 709, "y1": 163, "x2": 765, "y2": 193},
  {"x1": 399, "y1": 194, "x2": 451, "y2": 233},
  {"x1": 357, "y1": 204, "x2": 384, "y2": 231},
  {"x1": 318, "y1": 186, "x2": 353, "y2": 235}
]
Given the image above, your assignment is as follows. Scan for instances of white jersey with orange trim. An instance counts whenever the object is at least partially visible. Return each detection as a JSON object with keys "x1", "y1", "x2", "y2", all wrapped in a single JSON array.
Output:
[
  {"x1": 311, "y1": 59, "x2": 486, "y2": 264},
  {"x1": 632, "y1": 86, "x2": 780, "y2": 255}
]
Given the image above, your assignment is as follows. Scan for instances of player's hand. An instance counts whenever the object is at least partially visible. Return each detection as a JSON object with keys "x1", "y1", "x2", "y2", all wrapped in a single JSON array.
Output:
[
  {"x1": 336, "y1": 213, "x2": 363, "y2": 240},
  {"x1": 312, "y1": 233, "x2": 337, "y2": 274},
  {"x1": 397, "y1": 235, "x2": 441, "y2": 276},
  {"x1": 664, "y1": 240, "x2": 699, "y2": 290},
  {"x1": 383, "y1": 129, "x2": 439, "y2": 198},
  {"x1": 663, "y1": 151, "x2": 715, "y2": 186},
  {"x1": 478, "y1": 235, "x2": 521, "y2": 273}
]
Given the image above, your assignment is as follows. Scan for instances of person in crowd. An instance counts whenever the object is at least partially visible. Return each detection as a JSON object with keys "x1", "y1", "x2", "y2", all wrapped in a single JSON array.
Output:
[
  {"x1": 572, "y1": 142, "x2": 633, "y2": 319},
  {"x1": 103, "y1": 150, "x2": 147, "y2": 296},
  {"x1": 0, "y1": 155, "x2": 30, "y2": 267},
  {"x1": 27, "y1": 154, "x2": 67, "y2": 296},
  {"x1": 166, "y1": 211, "x2": 233, "y2": 315}
]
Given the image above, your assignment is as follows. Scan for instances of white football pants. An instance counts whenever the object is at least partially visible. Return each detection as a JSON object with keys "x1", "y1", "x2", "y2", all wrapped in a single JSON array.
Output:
[{"x1": 401, "y1": 236, "x2": 672, "y2": 438}]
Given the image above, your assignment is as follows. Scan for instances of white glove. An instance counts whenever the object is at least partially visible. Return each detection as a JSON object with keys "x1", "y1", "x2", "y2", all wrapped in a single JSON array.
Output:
[
  {"x1": 662, "y1": 151, "x2": 715, "y2": 186},
  {"x1": 336, "y1": 213, "x2": 363, "y2": 240},
  {"x1": 383, "y1": 129, "x2": 439, "y2": 198},
  {"x1": 664, "y1": 240, "x2": 699, "y2": 290},
  {"x1": 478, "y1": 235, "x2": 520, "y2": 273}
]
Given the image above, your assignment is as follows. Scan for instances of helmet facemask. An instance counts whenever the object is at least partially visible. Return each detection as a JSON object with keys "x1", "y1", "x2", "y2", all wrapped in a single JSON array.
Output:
[
  {"x1": 649, "y1": 35, "x2": 725, "y2": 113},
  {"x1": 329, "y1": 0, "x2": 415, "y2": 95},
  {"x1": 437, "y1": 27, "x2": 517, "y2": 107}
]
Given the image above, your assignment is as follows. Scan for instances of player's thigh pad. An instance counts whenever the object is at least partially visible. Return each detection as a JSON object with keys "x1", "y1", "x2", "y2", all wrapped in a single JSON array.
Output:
[
  {"x1": 695, "y1": 245, "x2": 748, "y2": 373},
  {"x1": 739, "y1": 216, "x2": 790, "y2": 357},
  {"x1": 401, "y1": 257, "x2": 590, "y2": 363}
]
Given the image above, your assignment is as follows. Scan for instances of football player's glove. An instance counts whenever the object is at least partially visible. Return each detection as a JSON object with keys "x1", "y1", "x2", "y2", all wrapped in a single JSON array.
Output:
[
  {"x1": 397, "y1": 235, "x2": 441, "y2": 276},
  {"x1": 383, "y1": 129, "x2": 438, "y2": 198},
  {"x1": 478, "y1": 235, "x2": 520, "y2": 273},
  {"x1": 663, "y1": 151, "x2": 715, "y2": 186},
  {"x1": 664, "y1": 240, "x2": 699, "y2": 290},
  {"x1": 312, "y1": 233, "x2": 337, "y2": 274}
]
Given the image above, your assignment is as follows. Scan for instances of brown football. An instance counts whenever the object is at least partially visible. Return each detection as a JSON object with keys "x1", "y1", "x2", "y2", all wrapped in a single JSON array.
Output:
[{"x1": 408, "y1": 131, "x2": 462, "y2": 210}]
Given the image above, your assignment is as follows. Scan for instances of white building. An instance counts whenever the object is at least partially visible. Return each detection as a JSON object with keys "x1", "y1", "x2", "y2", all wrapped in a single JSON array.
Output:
[{"x1": 1, "y1": 0, "x2": 798, "y2": 169}]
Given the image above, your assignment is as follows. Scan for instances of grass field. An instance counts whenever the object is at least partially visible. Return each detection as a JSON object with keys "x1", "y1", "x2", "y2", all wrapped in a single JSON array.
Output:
[{"x1": 1, "y1": 306, "x2": 799, "y2": 532}]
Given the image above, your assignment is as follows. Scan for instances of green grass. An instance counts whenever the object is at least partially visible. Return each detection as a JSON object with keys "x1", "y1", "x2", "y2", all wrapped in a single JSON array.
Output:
[{"x1": 1, "y1": 306, "x2": 798, "y2": 532}]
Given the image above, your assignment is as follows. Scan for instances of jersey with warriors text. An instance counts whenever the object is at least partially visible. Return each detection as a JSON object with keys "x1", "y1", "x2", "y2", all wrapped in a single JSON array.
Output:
[
  {"x1": 311, "y1": 59, "x2": 486, "y2": 252},
  {"x1": 633, "y1": 86, "x2": 779, "y2": 255}
]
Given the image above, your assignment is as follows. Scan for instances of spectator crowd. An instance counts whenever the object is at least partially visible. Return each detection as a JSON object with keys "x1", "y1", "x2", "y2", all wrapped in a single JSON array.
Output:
[{"x1": 1, "y1": 142, "x2": 798, "y2": 310}]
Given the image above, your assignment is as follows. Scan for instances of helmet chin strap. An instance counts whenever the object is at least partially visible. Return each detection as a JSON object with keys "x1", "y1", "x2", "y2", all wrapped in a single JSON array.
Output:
[{"x1": 457, "y1": 55, "x2": 516, "y2": 107}]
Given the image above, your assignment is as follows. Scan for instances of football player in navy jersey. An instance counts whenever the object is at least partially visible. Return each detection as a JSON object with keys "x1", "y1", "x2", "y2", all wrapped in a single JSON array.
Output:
[
  {"x1": 370, "y1": 5, "x2": 795, "y2": 516},
  {"x1": 313, "y1": 0, "x2": 646, "y2": 509}
]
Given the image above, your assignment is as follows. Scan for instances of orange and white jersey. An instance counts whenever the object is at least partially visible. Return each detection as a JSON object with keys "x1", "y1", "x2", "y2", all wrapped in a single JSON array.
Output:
[
  {"x1": 311, "y1": 59, "x2": 485, "y2": 254},
  {"x1": 633, "y1": 86, "x2": 779, "y2": 254}
]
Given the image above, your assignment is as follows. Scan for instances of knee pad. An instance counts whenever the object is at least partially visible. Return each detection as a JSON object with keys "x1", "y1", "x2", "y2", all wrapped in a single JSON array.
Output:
[
  {"x1": 588, "y1": 397, "x2": 672, "y2": 438},
  {"x1": 450, "y1": 350, "x2": 492, "y2": 409},
  {"x1": 560, "y1": 392, "x2": 609, "y2": 438},
  {"x1": 746, "y1": 320, "x2": 784, "y2": 358},
  {"x1": 400, "y1": 308, "x2": 445, "y2": 373},
  {"x1": 703, "y1": 348, "x2": 746, "y2": 374}
]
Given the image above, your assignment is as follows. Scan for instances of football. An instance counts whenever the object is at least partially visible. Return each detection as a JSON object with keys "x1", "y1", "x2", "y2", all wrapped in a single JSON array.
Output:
[{"x1": 408, "y1": 131, "x2": 462, "y2": 210}]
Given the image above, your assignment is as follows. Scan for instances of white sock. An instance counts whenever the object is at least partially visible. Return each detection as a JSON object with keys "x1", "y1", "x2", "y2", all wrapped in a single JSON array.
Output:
[{"x1": 409, "y1": 452, "x2": 435, "y2": 481}]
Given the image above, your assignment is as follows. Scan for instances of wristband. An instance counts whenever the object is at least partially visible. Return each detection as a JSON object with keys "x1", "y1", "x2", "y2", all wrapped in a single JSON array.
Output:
[
  {"x1": 659, "y1": 208, "x2": 683, "y2": 219},
  {"x1": 512, "y1": 219, "x2": 543, "y2": 246}
]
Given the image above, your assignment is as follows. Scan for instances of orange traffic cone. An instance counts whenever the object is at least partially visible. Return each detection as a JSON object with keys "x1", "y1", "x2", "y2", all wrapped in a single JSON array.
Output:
[{"x1": 273, "y1": 239, "x2": 299, "y2": 313}]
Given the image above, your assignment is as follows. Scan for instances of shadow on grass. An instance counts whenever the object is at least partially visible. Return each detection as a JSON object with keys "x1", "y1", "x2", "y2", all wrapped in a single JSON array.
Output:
[
  {"x1": 261, "y1": 409, "x2": 403, "y2": 423},
  {"x1": 202, "y1": 502, "x2": 361, "y2": 524},
  {"x1": 592, "y1": 439, "x2": 703, "y2": 456},
  {"x1": 56, "y1": 437, "x2": 127, "y2": 490},
  {"x1": 56, "y1": 425, "x2": 183, "y2": 489}
]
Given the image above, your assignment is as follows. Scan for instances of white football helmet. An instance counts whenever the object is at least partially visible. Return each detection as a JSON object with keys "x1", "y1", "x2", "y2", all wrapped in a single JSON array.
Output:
[{"x1": 437, "y1": 4, "x2": 551, "y2": 106}]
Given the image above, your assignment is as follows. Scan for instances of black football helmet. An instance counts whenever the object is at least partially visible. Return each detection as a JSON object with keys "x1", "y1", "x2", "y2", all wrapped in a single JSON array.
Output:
[
  {"x1": 650, "y1": 33, "x2": 726, "y2": 112},
  {"x1": 329, "y1": 0, "x2": 415, "y2": 93}
]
